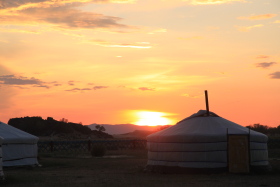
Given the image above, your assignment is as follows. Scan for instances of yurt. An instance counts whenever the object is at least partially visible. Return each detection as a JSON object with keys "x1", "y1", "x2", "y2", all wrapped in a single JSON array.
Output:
[
  {"x1": 147, "y1": 110, "x2": 269, "y2": 173},
  {"x1": 0, "y1": 121, "x2": 39, "y2": 178}
]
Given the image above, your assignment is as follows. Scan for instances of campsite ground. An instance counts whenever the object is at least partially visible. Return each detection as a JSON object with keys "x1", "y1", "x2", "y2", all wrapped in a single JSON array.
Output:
[{"x1": 1, "y1": 149, "x2": 280, "y2": 187}]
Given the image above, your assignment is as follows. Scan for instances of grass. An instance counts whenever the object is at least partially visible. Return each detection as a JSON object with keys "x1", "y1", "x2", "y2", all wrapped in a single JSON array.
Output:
[{"x1": 1, "y1": 149, "x2": 280, "y2": 187}]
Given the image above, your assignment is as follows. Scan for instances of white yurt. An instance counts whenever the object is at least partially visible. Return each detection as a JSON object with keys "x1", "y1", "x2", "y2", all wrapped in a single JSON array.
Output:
[
  {"x1": 147, "y1": 110, "x2": 269, "y2": 173},
  {"x1": 0, "y1": 121, "x2": 39, "y2": 178}
]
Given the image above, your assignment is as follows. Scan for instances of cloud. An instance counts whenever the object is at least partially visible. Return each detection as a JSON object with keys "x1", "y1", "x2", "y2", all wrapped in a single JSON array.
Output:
[
  {"x1": 235, "y1": 24, "x2": 263, "y2": 32},
  {"x1": 238, "y1": 14, "x2": 277, "y2": 20},
  {"x1": 255, "y1": 62, "x2": 277, "y2": 69},
  {"x1": 274, "y1": 20, "x2": 280, "y2": 23},
  {"x1": 269, "y1": 72, "x2": 280, "y2": 79},
  {"x1": 40, "y1": 8, "x2": 131, "y2": 30},
  {"x1": 0, "y1": 74, "x2": 64, "y2": 88},
  {"x1": 0, "y1": 0, "x2": 134, "y2": 10},
  {"x1": 64, "y1": 85, "x2": 108, "y2": 92},
  {"x1": 181, "y1": 93, "x2": 203, "y2": 98},
  {"x1": 82, "y1": 88, "x2": 92, "y2": 91},
  {"x1": 48, "y1": 81, "x2": 62, "y2": 86},
  {"x1": 138, "y1": 87, "x2": 155, "y2": 91},
  {"x1": 68, "y1": 80, "x2": 76, "y2": 86},
  {"x1": 256, "y1": 55, "x2": 270, "y2": 59},
  {"x1": 184, "y1": 0, "x2": 246, "y2": 5},
  {"x1": 33, "y1": 84, "x2": 50, "y2": 88},
  {"x1": 65, "y1": 87, "x2": 92, "y2": 92},
  {"x1": 0, "y1": 0, "x2": 136, "y2": 32},
  {"x1": 0, "y1": 28, "x2": 41, "y2": 34},
  {"x1": 93, "y1": 86, "x2": 108, "y2": 90},
  {"x1": 88, "y1": 39, "x2": 152, "y2": 48},
  {"x1": 148, "y1": 28, "x2": 167, "y2": 34},
  {"x1": 0, "y1": 74, "x2": 44, "y2": 85}
]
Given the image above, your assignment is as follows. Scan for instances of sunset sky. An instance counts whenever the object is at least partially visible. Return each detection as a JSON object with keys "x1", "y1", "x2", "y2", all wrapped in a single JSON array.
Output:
[{"x1": 0, "y1": 0, "x2": 279, "y2": 127}]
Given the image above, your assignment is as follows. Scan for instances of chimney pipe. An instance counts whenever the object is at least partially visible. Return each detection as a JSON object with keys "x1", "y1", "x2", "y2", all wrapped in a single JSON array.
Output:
[{"x1": 205, "y1": 90, "x2": 210, "y2": 116}]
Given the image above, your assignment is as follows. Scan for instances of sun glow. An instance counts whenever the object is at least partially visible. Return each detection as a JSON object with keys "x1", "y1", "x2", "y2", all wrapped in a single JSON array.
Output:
[{"x1": 133, "y1": 111, "x2": 174, "y2": 126}]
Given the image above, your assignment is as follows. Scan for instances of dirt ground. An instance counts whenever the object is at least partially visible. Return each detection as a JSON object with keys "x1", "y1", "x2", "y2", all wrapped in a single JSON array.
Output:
[{"x1": 1, "y1": 150, "x2": 280, "y2": 187}]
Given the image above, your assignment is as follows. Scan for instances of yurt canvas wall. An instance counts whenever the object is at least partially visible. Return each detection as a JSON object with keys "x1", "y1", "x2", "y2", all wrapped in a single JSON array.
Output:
[
  {"x1": 0, "y1": 138, "x2": 3, "y2": 178},
  {"x1": 0, "y1": 122, "x2": 39, "y2": 178},
  {"x1": 147, "y1": 110, "x2": 269, "y2": 173}
]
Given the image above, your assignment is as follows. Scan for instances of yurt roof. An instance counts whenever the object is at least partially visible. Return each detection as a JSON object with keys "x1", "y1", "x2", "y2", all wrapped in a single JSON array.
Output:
[
  {"x1": 147, "y1": 110, "x2": 267, "y2": 143},
  {"x1": 0, "y1": 122, "x2": 38, "y2": 144}
]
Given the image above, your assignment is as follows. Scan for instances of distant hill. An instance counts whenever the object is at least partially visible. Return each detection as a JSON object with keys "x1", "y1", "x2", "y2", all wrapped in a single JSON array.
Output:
[
  {"x1": 89, "y1": 124, "x2": 171, "y2": 135},
  {"x1": 114, "y1": 130, "x2": 156, "y2": 139}
]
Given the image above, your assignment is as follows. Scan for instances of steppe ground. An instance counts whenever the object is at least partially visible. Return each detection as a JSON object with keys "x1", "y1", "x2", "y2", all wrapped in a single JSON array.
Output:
[{"x1": 1, "y1": 149, "x2": 280, "y2": 187}]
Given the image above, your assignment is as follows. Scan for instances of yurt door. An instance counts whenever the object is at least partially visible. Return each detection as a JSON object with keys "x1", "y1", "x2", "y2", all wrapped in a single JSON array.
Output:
[{"x1": 228, "y1": 135, "x2": 250, "y2": 173}]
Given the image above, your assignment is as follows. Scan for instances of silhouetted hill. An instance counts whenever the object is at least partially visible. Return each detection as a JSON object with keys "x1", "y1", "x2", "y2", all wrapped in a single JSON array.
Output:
[
  {"x1": 89, "y1": 123, "x2": 171, "y2": 135},
  {"x1": 8, "y1": 116, "x2": 113, "y2": 139}
]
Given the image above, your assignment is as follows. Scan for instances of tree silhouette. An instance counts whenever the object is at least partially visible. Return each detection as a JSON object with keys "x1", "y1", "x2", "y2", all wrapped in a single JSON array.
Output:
[
  {"x1": 95, "y1": 125, "x2": 106, "y2": 132},
  {"x1": 246, "y1": 123, "x2": 280, "y2": 135}
]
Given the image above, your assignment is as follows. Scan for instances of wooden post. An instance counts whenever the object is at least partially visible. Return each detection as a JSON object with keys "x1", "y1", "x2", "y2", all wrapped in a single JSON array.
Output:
[
  {"x1": 248, "y1": 128, "x2": 251, "y2": 169},
  {"x1": 227, "y1": 128, "x2": 229, "y2": 171},
  {"x1": 205, "y1": 90, "x2": 210, "y2": 116}
]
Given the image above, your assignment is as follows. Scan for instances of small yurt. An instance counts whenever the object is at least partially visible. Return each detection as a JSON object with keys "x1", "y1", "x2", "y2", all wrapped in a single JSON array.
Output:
[
  {"x1": 147, "y1": 109, "x2": 269, "y2": 173},
  {"x1": 0, "y1": 121, "x2": 39, "y2": 178}
]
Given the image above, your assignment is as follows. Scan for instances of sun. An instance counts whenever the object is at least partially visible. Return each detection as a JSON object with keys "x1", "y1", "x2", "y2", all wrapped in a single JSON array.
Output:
[{"x1": 133, "y1": 111, "x2": 174, "y2": 126}]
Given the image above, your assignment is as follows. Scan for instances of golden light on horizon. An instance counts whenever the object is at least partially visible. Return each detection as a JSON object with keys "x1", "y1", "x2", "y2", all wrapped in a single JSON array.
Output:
[
  {"x1": 0, "y1": 0, "x2": 278, "y2": 127},
  {"x1": 133, "y1": 111, "x2": 174, "y2": 126}
]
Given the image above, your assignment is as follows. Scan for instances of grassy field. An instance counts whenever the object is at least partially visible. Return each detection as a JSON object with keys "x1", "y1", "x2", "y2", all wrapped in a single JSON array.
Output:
[{"x1": 1, "y1": 149, "x2": 280, "y2": 187}]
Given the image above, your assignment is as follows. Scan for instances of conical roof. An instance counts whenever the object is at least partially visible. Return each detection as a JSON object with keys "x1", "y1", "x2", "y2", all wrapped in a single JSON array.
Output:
[
  {"x1": 0, "y1": 122, "x2": 38, "y2": 144},
  {"x1": 147, "y1": 110, "x2": 267, "y2": 143}
]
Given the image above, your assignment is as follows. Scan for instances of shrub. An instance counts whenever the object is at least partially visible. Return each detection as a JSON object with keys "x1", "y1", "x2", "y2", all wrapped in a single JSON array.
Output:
[{"x1": 91, "y1": 144, "x2": 106, "y2": 157}]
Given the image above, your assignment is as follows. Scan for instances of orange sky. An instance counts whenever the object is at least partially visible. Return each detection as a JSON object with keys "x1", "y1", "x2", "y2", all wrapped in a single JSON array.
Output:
[{"x1": 0, "y1": 0, "x2": 280, "y2": 127}]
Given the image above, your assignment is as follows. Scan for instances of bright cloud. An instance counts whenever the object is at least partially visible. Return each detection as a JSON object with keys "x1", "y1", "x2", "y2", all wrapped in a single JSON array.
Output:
[
  {"x1": 88, "y1": 39, "x2": 152, "y2": 48},
  {"x1": 238, "y1": 14, "x2": 277, "y2": 20},
  {"x1": 185, "y1": 0, "x2": 246, "y2": 5},
  {"x1": 0, "y1": 28, "x2": 41, "y2": 34},
  {"x1": 148, "y1": 28, "x2": 167, "y2": 34},
  {"x1": 138, "y1": 87, "x2": 155, "y2": 91},
  {"x1": 236, "y1": 24, "x2": 263, "y2": 32},
  {"x1": 181, "y1": 93, "x2": 202, "y2": 98}
]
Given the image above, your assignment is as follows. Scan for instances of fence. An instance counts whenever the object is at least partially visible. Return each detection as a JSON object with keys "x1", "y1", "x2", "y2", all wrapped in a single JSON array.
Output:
[
  {"x1": 267, "y1": 138, "x2": 280, "y2": 158},
  {"x1": 38, "y1": 139, "x2": 147, "y2": 154},
  {"x1": 38, "y1": 138, "x2": 280, "y2": 158}
]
